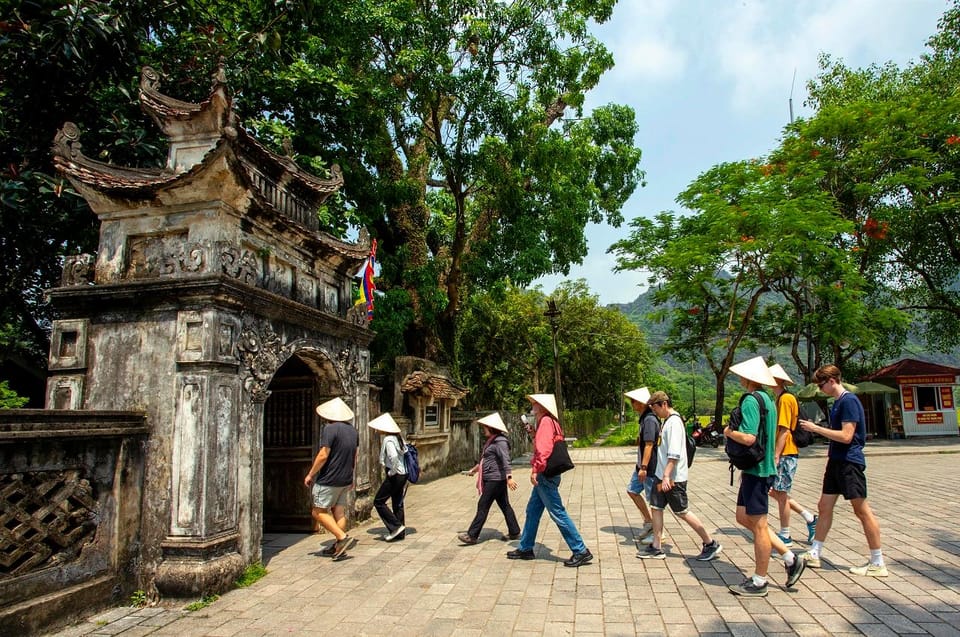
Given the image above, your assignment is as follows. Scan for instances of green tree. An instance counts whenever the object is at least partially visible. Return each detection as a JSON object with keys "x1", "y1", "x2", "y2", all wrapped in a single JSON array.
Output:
[
  {"x1": 610, "y1": 159, "x2": 878, "y2": 424},
  {"x1": 459, "y1": 280, "x2": 652, "y2": 411}
]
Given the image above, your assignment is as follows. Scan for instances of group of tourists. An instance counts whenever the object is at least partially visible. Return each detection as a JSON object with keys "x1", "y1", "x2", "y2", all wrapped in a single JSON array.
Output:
[
  {"x1": 624, "y1": 356, "x2": 886, "y2": 597},
  {"x1": 303, "y1": 358, "x2": 887, "y2": 589}
]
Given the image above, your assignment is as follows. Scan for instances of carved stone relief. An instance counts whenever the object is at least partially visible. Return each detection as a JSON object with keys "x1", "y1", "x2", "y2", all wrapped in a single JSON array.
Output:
[
  {"x1": 219, "y1": 246, "x2": 260, "y2": 286},
  {"x1": 61, "y1": 254, "x2": 94, "y2": 286},
  {"x1": 236, "y1": 315, "x2": 293, "y2": 403}
]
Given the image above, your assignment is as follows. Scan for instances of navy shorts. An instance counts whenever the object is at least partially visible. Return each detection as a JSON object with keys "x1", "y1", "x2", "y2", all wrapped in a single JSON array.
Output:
[
  {"x1": 822, "y1": 458, "x2": 868, "y2": 500},
  {"x1": 736, "y1": 473, "x2": 772, "y2": 516}
]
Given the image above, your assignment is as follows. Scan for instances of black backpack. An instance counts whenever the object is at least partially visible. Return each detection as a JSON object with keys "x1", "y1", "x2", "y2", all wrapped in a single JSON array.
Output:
[
  {"x1": 777, "y1": 392, "x2": 814, "y2": 448},
  {"x1": 725, "y1": 391, "x2": 768, "y2": 470}
]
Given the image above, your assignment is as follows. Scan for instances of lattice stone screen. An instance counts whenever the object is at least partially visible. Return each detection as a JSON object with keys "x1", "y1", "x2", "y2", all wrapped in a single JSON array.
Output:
[{"x1": 0, "y1": 469, "x2": 98, "y2": 579}]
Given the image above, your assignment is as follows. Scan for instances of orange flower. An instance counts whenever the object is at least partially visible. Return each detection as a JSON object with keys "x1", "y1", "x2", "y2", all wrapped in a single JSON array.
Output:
[{"x1": 947, "y1": 135, "x2": 960, "y2": 146}]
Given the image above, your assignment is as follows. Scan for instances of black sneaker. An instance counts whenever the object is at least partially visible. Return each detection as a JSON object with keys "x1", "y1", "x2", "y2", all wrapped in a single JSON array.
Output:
[
  {"x1": 506, "y1": 548, "x2": 535, "y2": 560},
  {"x1": 501, "y1": 532, "x2": 521, "y2": 541},
  {"x1": 785, "y1": 555, "x2": 806, "y2": 588},
  {"x1": 729, "y1": 577, "x2": 768, "y2": 597},
  {"x1": 320, "y1": 544, "x2": 336, "y2": 557},
  {"x1": 563, "y1": 550, "x2": 594, "y2": 567},
  {"x1": 695, "y1": 540, "x2": 723, "y2": 562},
  {"x1": 637, "y1": 545, "x2": 666, "y2": 560}
]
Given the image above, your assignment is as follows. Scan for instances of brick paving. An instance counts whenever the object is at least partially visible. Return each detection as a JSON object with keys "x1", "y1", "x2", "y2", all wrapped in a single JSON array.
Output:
[{"x1": 47, "y1": 438, "x2": 960, "y2": 636}]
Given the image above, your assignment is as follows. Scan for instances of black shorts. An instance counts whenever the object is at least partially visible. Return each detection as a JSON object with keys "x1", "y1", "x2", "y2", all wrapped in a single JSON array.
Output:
[
  {"x1": 736, "y1": 473, "x2": 772, "y2": 516},
  {"x1": 650, "y1": 479, "x2": 689, "y2": 514},
  {"x1": 822, "y1": 458, "x2": 868, "y2": 500}
]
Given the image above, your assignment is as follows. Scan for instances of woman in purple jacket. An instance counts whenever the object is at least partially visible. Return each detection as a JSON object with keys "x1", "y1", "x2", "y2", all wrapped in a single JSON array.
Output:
[{"x1": 458, "y1": 412, "x2": 520, "y2": 544}]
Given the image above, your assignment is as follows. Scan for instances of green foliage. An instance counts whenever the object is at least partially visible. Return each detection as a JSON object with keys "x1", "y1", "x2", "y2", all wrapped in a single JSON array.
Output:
[
  {"x1": 184, "y1": 594, "x2": 219, "y2": 612},
  {"x1": 459, "y1": 280, "x2": 653, "y2": 411},
  {"x1": 0, "y1": 381, "x2": 28, "y2": 409},
  {"x1": 234, "y1": 562, "x2": 267, "y2": 588},
  {"x1": 563, "y1": 408, "x2": 617, "y2": 441},
  {"x1": 129, "y1": 590, "x2": 147, "y2": 608}
]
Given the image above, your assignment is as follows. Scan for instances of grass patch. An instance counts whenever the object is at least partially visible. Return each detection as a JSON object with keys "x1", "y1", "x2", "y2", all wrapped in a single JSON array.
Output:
[
  {"x1": 600, "y1": 422, "x2": 639, "y2": 446},
  {"x1": 184, "y1": 594, "x2": 219, "y2": 612},
  {"x1": 235, "y1": 562, "x2": 267, "y2": 588}
]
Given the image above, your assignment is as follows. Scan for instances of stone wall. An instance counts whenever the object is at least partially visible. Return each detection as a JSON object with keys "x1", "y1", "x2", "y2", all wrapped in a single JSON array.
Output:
[{"x1": 0, "y1": 409, "x2": 147, "y2": 636}]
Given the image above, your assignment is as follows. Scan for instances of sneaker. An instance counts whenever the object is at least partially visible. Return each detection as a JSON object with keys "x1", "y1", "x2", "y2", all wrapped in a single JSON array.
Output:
[
  {"x1": 849, "y1": 562, "x2": 889, "y2": 577},
  {"x1": 331, "y1": 535, "x2": 357, "y2": 560},
  {"x1": 563, "y1": 550, "x2": 594, "y2": 567},
  {"x1": 639, "y1": 530, "x2": 656, "y2": 545},
  {"x1": 800, "y1": 552, "x2": 821, "y2": 568},
  {"x1": 457, "y1": 533, "x2": 477, "y2": 545},
  {"x1": 785, "y1": 555, "x2": 806, "y2": 587},
  {"x1": 639, "y1": 521, "x2": 654, "y2": 535},
  {"x1": 695, "y1": 540, "x2": 723, "y2": 562},
  {"x1": 506, "y1": 548, "x2": 535, "y2": 560},
  {"x1": 637, "y1": 545, "x2": 666, "y2": 560},
  {"x1": 776, "y1": 532, "x2": 794, "y2": 547},
  {"x1": 384, "y1": 525, "x2": 405, "y2": 541},
  {"x1": 320, "y1": 544, "x2": 336, "y2": 557},
  {"x1": 501, "y1": 532, "x2": 521, "y2": 541},
  {"x1": 806, "y1": 515, "x2": 818, "y2": 543},
  {"x1": 729, "y1": 577, "x2": 768, "y2": 597}
]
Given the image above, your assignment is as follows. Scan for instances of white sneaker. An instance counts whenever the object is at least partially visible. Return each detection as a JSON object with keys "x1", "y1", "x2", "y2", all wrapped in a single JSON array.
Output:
[
  {"x1": 384, "y1": 525, "x2": 405, "y2": 541},
  {"x1": 639, "y1": 531, "x2": 655, "y2": 545},
  {"x1": 849, "y1": 562, "x2": 888, "y2": 577}
]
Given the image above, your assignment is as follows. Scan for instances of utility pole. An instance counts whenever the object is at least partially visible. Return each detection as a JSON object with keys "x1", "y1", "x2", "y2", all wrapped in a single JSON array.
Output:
[{"x1": 544, "y1": 299, "x2": 563, "y2": 421}]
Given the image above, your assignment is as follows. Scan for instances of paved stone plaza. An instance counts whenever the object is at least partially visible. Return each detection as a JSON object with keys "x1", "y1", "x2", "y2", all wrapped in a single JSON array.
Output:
[{"x1": 49, "y1": 439, "x2": 960, "y2": 636}]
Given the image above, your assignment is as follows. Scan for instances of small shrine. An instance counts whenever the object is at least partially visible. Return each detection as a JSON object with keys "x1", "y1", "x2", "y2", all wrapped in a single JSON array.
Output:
[{"x1": 46, "y1": 65, "x2": 375, "y2": 597}]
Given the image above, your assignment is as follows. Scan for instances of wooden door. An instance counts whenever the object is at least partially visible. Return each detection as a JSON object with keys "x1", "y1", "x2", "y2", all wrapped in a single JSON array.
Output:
[{"x1": 263, "y1": 380, "x2": 315, "y2": 531}]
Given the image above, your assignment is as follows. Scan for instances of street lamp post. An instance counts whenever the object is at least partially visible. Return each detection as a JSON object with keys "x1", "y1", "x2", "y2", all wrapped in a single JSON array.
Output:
[{"x1": 544, "y1": 299, "x2": 563, "y2": 421}]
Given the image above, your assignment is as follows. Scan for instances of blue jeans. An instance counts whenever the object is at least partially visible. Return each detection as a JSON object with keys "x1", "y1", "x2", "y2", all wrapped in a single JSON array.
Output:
[{"x1": 518, "y1": 474, "x2": 587, "y2": 554}]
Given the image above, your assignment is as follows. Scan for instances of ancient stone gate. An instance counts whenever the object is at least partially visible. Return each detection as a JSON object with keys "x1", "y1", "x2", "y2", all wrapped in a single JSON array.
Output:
[{"x1": 43, "y1": 66, "x2": 375, "y2": 599}]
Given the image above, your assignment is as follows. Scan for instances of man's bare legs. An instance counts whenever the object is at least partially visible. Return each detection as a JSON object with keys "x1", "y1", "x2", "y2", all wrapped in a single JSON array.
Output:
[
  {"x1": 312, "y1": 506, "x2": 347, "y2": 542},
  {"x1": 628, "y1": 491, "x2": 653, "y2": 526},
  {"x1": 851, "y1": 498, "x2": 882, "y2": 550},
  {"x1": 737, "y1": 506, "x2": 771, "y2": 578}
]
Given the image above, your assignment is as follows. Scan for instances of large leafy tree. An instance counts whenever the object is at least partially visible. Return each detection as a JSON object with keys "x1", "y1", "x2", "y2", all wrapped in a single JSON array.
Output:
[
  {"x1": 2, "y1": 0, "x2": 643, "y2": 382},
  {"x1": 784, "y1": 1, "x2": 960, "y2": 351},
  {"x1": 609, "y1": 159, "x2": 891, "y2": 423}
]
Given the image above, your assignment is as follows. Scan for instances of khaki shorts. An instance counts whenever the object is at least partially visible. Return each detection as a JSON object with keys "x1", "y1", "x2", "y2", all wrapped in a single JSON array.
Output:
[{"x1": 312, "y1": 484, "x2": 351, "y2": 509}]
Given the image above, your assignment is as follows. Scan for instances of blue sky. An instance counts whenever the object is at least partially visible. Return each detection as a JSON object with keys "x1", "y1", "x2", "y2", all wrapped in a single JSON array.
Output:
[{"x1": 535, "y1": 0, "x2": 951, "y2": 305}]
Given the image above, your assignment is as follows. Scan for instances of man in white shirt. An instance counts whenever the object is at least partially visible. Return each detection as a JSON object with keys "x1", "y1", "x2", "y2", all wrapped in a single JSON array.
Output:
[{"x1": 637, "y1": 391, "x2": 722, "y2": 562}]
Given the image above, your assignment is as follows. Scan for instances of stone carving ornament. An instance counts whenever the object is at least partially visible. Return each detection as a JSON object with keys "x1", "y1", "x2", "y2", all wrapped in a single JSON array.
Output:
[
  {"x1": 61, "y1": 254, "x2": 94, "y2": 286},
  {"x1": 220, "y1": 245, "x2": 259, "y2": 285},
  {"x1": 236, "y1": 315, "x2": 292, "y2": 403}
]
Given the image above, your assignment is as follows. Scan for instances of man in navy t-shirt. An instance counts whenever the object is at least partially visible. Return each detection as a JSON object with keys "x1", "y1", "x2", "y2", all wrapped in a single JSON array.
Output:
[
  {"x1": 798, "y1": 364, "x2": 887, "y2": 577},
  {"x1": 304, "y1": 397, "x2": 360, "y2": 560}
]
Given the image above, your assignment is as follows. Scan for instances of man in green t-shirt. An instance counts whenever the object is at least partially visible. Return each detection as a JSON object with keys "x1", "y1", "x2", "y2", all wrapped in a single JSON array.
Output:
[{"x1": 724, "y1": 357, "x2": 805, "y2": 597}]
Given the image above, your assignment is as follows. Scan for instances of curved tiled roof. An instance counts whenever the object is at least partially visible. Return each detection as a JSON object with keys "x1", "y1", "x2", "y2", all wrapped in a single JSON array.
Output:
[{"x1": 401, "y1": 371, "x2": 469, "y2": 400}]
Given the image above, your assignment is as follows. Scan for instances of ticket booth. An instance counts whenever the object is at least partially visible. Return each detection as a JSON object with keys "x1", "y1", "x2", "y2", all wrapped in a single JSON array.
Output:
[{"x1": 863, "y1": 359, "x2": 960, "y2": 438}]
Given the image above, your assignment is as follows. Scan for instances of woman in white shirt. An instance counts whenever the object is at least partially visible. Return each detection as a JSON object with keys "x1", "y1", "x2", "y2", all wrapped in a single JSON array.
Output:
[{"x1": 368, "y1": 412, "x2": 408, "y2": 541}]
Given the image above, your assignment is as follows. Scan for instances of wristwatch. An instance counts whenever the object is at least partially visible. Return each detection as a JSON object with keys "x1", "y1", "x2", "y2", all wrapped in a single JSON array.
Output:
[{"x1": 639, "y1": 465, "x2": 647, "y2": 470}]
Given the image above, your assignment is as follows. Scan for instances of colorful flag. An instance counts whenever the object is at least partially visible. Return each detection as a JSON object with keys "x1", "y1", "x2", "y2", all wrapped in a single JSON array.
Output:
[{"x1": 356, "y1": 239, "x2": 377, "y2": 320}]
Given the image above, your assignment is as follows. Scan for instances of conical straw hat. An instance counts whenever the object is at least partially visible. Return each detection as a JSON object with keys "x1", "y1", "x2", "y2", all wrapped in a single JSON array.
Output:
[
  {"x1": 768, "y1": 363, "x2": 795, "y2": 385},
  {"x1": 477, "y1": 412, "x2": 508, "y2": 433},
  {"x1": 525, "y1": 393, "x2": 559, "y2": 419},
  {"x1": 729, "y1": 356, "x2": 777, "y2": 386},
  {"x1": 315, "y1": 397, "x2": 354, "y2": 422},
  {"x1": 368, "y1": 412, "x2": 401, "y2": 433},
  {"x1": 624, "y1": 387, "x2": 651, "y2": 404}
]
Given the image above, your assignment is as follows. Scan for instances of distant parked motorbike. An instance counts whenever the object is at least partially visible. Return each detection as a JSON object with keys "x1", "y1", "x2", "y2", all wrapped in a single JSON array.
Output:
[{"x1": 693, "y1": 420, "x2": 722, "y2": 448}]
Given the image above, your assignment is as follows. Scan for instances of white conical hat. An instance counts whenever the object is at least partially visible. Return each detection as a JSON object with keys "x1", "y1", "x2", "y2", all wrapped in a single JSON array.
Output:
[
  {"x1": 368, "y1": 412, "x2": 401, "y2": 433},
  {"x1": 526, "y1": 393, "x2": 559, "y2": 419},
  {"x1": 768, "y1": 363, "x2": 795, "y2": 385},
  {"x1": 624, "y1": 387, "x2": 651, "y2": 404},
  {"x1": 477, "y1": 412, "x2": 508, "y2": 433},
  {"x1": 730, "y1": 356, "x2": 778, "y2": 386},
  {"x1": 315, "y1": 397, "x2": 354, "y2": 422}
]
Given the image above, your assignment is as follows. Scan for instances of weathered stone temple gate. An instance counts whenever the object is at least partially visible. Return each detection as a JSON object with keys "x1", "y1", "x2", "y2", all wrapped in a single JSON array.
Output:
[{"x1": 9, "y1": 66, "x2": 376, "y2": 618}]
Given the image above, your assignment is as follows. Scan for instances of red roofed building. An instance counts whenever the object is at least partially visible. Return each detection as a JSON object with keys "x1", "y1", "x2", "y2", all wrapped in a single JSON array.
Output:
[{"x1": 863, "y1": 359, "x2": 960, "y2": 438}]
